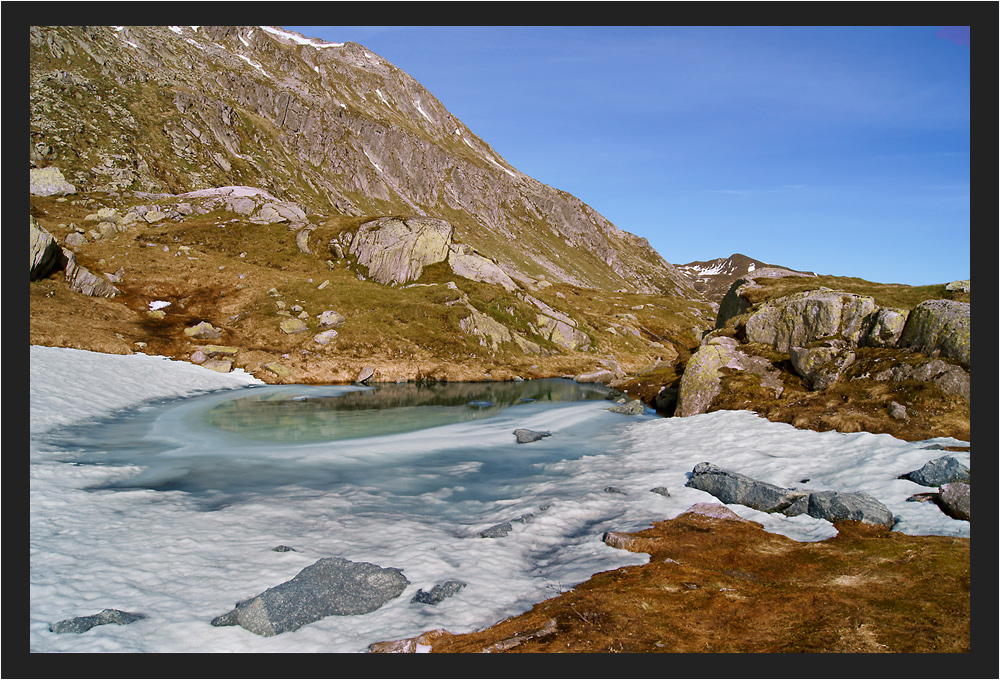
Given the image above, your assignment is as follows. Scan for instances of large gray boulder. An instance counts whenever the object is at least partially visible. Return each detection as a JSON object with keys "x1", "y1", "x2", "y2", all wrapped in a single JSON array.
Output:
[
  {"x1": 30, "y1": 166, "x2": 76, "y2": 196},
  {"x1": 685, "y1": 462, "x2": 807, "y2": 513},
  {"x1": 897, "y1": 299, "x2": 970, "y2": 368},
  {"x1": 745, "y1": 289, "x2": 878, "y2": 352},
  {"x1": 686, "y1": 463, "x2": 895, "y2": 527},
  {"x1": 802, "y1": 490, "x2": 896, "y2": 527},
  {"x1": 900, "y1": 456, "x2": 970, "y2": 487},
  {"x1": 349, "y1": 216, "x2": 454, "y2": 285},
  {"x1": 211, "y1": 557, "x2": 409, "y2": 637},
  {"x1": 30, "y1": 216, "x2": 63, "y2": 280}
]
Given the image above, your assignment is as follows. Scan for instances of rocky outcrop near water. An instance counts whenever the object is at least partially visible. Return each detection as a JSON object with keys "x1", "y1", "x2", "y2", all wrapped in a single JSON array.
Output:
[
  {"x1": 675, "y1": 272, "x2": 971, "y2": 421},
  {"x1": 210, "y1": 557, "x2": 409, "y2": 636}
]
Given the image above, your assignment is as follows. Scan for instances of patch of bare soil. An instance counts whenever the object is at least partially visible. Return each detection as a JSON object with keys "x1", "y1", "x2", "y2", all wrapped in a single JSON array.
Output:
[{"x1": 376, "y1": 508, "x2": 969, "y2": 654}]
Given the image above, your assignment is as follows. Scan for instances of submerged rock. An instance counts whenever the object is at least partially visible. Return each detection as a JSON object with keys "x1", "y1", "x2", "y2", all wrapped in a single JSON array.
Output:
[
  {"x1": 211, "y1": 557, "x2": 409, "y2": 636},
  {"x1": 513, "y1": 429, "x2": 551, "y2": 443}
]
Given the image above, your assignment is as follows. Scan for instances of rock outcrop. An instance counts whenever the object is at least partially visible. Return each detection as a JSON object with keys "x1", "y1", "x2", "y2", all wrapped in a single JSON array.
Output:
[
  {"x1": 349, "y1": 216, "x2": 454, "y2": 286},
  {"x1": 744, "y1": 288, "x2": 878, "y2": 353},
  {"x1": 30, "y1": 216, "x2": 63, "y2": 281},
  {"x1": 897, "y1": 299, "x2": 970, "y2": 368},
  {"x1": 30, "y1": 166, "x2": 76, "y2": 196}
]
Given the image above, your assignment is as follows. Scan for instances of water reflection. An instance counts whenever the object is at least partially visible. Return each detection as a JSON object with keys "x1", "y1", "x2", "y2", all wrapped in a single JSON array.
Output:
[{"x1": 199, "y1": 378, "x2": 613, "y2": 443}]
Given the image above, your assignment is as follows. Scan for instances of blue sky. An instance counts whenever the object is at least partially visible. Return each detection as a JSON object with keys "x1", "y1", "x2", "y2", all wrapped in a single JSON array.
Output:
[{"x1": 287, "y1": 26, "x2": 970, "y2": 286}]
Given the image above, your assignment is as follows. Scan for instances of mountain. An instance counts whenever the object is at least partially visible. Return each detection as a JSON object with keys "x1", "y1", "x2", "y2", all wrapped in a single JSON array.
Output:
[
  {"x1": 675, "y1": 253, "x2": 811, "y2": 303},
  {"x1": 29, "y1": 25, "x2": 715, "y2": 386},
  {"x1": 29, "y1": 25, "x2": 698, "y2": 297}
]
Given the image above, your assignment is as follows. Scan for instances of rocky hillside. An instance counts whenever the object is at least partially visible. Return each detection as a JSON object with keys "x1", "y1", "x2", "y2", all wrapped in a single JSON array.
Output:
[{"x1": 29, "y1": 25, "x2": 698, "y2": 297}]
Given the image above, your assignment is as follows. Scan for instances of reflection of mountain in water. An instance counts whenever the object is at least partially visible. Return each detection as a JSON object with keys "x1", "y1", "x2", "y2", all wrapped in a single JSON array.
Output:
[{"x1": 200, "y1": 379, "x2": 613, "y2": 443}]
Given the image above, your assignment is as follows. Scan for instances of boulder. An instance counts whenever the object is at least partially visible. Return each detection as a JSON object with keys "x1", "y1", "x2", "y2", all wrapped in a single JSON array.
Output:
[
  {"x1": 897, "y1": 299, "x2": 970, "y2": 368},
  {"x1": 675, "y1": 337, "x2": 745, "y2": 417},
  {"x1": 686, "y1": 463, "x2": 895, "y2": 527},
  {"x1": 411, "y1": 580, "x2": 467, "y2": 605},
  {"x1": 861, "y1": 307, "x2": 909, "y2": 348},
  {"x1": 210, "y1": 557, "x2": 409, "y2": 636},
  {"x1": 608, "y1": 399, "x2": 646, "y2": 415},
  {"x1": 938, "y1": 482, "x2": 970, "y2": 521},
  {"x1": 653, "y1": 386, "x2": 679, "y2": 412},
  {"x1": 50, "y1": 609, "x2": 146, "y2": 634},
  {"x1": 30, "y1": 166, "x2": 76, "y2": 196},
  {"x1": 685, "y1": 462, "x2": 806, "y2": 513},
  {"x1": 879, "y1": 358, "x2": 970, "y2": 401},
  {"x1": 313, "y1": 329, "x2": 339, "y2": 345},
  {"x1": 900, "y1": 456, "x2": 970, "y2": 487},
  {"x1": 184, "y1": 321, "x2": 222, "y2": 339},
  {"x1": 62, "y1": 250, "x2": 120, "y2": 297},
  {"x1": 30, "y1": 216, "x2": 63, "y2": 280},
  {"x1": 513, "y1": 429, "x2": 551, "y2": 444},
  {"x1": 349, "y1": 216, "x2": 454, "y2": 285},
  {"x1": 803, "y1": 490, "x2": 896, "y2": 527},
  {"x1": 744, "y1": 289, "x2": 878, "y2": 352},
  {"x1": 448, "y1": 244, "x2": 518, "y2": 290},
  {"x1": 356, "y1": 366, "x2": 375, "y2": 384},
  {"x1": 788, "y1": 342, "x2": 856, "y2": 391},
  {"x1": 262, "y1": 362, "x2": 291, "y2": 378},
  {"x1": 318, "y1": 310, "x2": 346, "y2": 328},
  {"x1": 279, "y1": 318, "x2": 309, "y2": 334}
]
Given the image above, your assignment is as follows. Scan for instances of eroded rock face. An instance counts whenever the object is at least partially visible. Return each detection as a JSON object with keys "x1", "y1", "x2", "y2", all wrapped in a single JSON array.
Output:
[
  {"x1": 898, "y1": 299, "x2": 970, "y2": 368},
  {"x1": 349, "y1": 216, "x2": 454, "y2": 286},
  {"x1": 211, "y1": 557, "x2": 409, "y2": 637}
]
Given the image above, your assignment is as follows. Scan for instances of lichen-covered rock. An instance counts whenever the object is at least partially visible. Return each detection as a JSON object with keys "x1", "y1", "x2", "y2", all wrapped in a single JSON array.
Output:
[
  {"x1": 897, "y1": 299, "x2": 970, "y2": 368},
  {"x1": 279, "y1": 318, "x2": 309, "y2": 334},
  {"x1": 30, "y1": 166, "x2": 76, "y2": 196},
  {"x1": 861, "y1": 307, "x2": 909, "y2": 348},
  {"x1": 349, "y1": 216, "x2": 454, "y2": 285},
  {"x1": 788, "y1": 342, "x2": 856, "y2": 391},
  {"x1": 608, "y1": 399, "x2": 646, "y2": 415},
  {"x1": 211, "y1": 557, "x2": 409, "y2": 636},
  {"x1": 448, "y1": 244, "x2": 518, "y2": 290},
  {"x1": 745, "y1": 289, "x2": 878, "y2": 352},
  {"x1": 879, "y1": 358, "x2": 970, "y2": 401},
  {"x1": 184, "y1": 321, "x2": 222, "y2": 339},
  {"x1": 675, "y1": 338, "x2": 748, "y2": 417}
]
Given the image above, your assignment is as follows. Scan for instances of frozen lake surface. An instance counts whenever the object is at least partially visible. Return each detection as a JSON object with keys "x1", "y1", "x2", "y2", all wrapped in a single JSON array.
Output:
[{"x1": 29, "y1": 346, "x2": 969, "y2": 653}]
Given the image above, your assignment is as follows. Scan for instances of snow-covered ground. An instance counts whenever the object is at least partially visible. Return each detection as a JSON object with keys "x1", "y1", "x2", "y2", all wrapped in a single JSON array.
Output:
[{"x1": 29, "y1": 346, "x2": 970, "y2": 653}]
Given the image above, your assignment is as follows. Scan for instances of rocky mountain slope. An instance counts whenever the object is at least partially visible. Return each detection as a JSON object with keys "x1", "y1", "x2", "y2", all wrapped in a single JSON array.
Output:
[
  {"x1": 30, "y1": 25, "x2": 697, "y2": 297},
  {"x1": 30, "y1": 24, "x2": 717, "y2": 386},
  {"x1": 675, "y1": 253, "x2": 811, "y2": 303}
]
